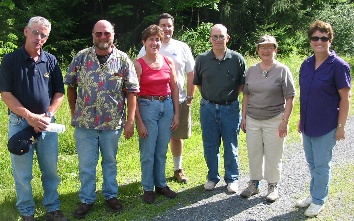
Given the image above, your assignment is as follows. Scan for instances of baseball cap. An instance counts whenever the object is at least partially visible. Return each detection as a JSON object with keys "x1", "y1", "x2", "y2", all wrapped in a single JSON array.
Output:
[
  {"x1": 7, "y1": 126, "x2": 41, "y2": 155},
  {"x1": 257, "y1": 35, "x2": 278, "y2": 48}
]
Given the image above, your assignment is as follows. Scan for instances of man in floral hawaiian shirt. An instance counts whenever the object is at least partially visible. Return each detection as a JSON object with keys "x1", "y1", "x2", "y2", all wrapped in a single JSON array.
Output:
[{"x1": 64, "y1": 20, "x2": 139, "y2": 219}]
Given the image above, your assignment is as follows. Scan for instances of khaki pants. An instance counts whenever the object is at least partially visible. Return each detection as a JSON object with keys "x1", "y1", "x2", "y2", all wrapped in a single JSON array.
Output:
[{"x1": 245, "y1": 113, "x2": 284, "y2": 183}]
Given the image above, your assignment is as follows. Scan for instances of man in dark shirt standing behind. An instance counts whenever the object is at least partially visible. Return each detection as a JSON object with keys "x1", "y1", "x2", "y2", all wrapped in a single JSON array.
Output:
[
  {"x1": 0, "y1": 16, "x2": 68, "y2": 221},
  {"x1": 193, "y1": 24, "x2": 246, "y2": 194}
]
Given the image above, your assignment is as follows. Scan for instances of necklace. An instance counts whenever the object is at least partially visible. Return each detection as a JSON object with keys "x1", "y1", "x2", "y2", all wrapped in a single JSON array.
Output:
[{"x1": 260, "y1": 61, "x2": 276, "y2": 79}]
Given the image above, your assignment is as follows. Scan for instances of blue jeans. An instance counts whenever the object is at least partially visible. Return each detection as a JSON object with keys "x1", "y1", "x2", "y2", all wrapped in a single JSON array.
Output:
[
  {"x1": 200, "y1": 98, "x2": 241, "y2": 183},
  {"x1": 8, "y1": 113, "x2": 60, "y2": 216},
  {"x1": 302, "y1": 129, "x2": 336, "y2": 205},
  {"x1": 74, "y1": 127, "x2": 122, "y2": 204},
  {"x1": 138, "y1": 98, "x2": 173, "y2": 191}
]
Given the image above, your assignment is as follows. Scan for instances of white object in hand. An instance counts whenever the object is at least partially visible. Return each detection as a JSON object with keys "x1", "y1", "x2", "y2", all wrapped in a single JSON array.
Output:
[{"x1": 47, "y1": 123, "x2": 66, "y2": 133}]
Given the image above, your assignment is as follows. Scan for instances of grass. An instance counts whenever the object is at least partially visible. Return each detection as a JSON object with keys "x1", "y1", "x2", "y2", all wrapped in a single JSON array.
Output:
[{"x1": 0, "y1": 54, "x2": 353, "y2": 220}]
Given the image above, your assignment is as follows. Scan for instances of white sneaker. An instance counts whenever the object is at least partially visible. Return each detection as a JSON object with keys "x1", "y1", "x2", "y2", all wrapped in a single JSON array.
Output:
[
  {"x1": 295, "y1": 195, "x2": 312, "y2": 208},
  {"x1": 204, "y1": 181, "x2": 216, "y2": 191},
  {"x1": 227, "y1": 182, "x2": 238, "y2": 193},
  {"x1": 304, "y1": 203, "x2": 324, "y2": 217}
]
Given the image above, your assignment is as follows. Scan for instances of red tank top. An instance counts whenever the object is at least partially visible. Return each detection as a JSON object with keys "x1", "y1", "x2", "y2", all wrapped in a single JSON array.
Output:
[{"x1": 137, "y1": 56, "x2": 171, "y2": 96}]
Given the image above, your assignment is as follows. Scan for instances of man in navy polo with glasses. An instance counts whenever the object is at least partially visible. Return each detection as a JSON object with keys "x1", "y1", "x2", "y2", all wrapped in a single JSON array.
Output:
[
  {"x1": 0, "y1": 16, "x2": 68, "y2": 221},
  {"x1": 64, "y1": 20, "x2": 139, "y2": 219},
  {"x1": 193, "y1": 24, "x2": 246, "y2": 194}
]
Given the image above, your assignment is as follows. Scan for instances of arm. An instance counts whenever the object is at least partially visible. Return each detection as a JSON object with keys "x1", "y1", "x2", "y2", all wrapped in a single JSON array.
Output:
[
  {"x1": 168, "y1": 57, "x2": 180, "y2": 131},
  {"x1": 1, "y1": 91, "x2": 61, "y2": 132},
  {"x1": 279, "y1": 96, "x2": 294, "y2": 138},
  {"x1": 133, "y1": 60, "x2": 148, "y2": 138},
  {"x1": 67, "y1": 86, "x2": 77, "y2": 117},
  {"x1": 186, "y1": 71, "x2": 195, "y2": 105},
  {"x1": 240, "y1": 93, "x2": 249, "y2": 133},
  {"x1": 124, "y1": 92, "x2": 137, "y2": 139},
  {"x1": 336, "y1": 87, "x2": 351, "y2": 140},
  {"x1": 48, "y1": 92, "x2": 64, "y2": 115}
]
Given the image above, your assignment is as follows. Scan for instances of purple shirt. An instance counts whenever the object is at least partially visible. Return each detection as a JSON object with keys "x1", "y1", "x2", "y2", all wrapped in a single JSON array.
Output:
[{"x1": 299, "y1": 50, "x2": 351, "y2": 137}]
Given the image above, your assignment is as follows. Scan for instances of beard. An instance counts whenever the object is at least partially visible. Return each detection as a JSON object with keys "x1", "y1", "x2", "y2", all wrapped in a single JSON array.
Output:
[{"x1": 94, "y1": 39, "x2": 113, "y2": 50}]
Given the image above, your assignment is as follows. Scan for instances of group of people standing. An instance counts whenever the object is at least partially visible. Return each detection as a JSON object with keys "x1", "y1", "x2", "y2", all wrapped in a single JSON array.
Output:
[{"x1": 0, "y1": 13, "x2": 351, "y2": 221}]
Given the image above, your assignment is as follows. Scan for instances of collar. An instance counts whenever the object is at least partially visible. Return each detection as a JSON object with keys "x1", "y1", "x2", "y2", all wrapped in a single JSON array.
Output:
[
  {"x1": 20, "y1": 46, "x2": 47, "y2": 62},
  {"x1": 207, "y1": 48, "x2": 232, "y2": 60}
]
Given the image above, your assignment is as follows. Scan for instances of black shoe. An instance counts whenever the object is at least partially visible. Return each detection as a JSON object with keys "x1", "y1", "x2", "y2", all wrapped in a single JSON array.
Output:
[
  {"x1": 73, "y1": 203, "x2": 93, "y2": 219},
  {"x1": 45, "y1": 210, "x2": 69, "y2": 221},
  {"x1": 105, "y1": 197, "x2": 123, "y2": 212},
  {"x1": 143, "y1": 191, "x2": 155, "y2": 204},
  {"x1": 155, "y1": 186, "x2": 177, "y2": 199},
  {"x1": 21, "y1": 215, "x2": 34, "y2": 221}
]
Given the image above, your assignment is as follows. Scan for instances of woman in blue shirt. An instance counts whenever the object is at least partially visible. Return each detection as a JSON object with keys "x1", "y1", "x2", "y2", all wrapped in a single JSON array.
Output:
[{"x1": 296, "y1": 20, "x2": 351, "y2": 217}]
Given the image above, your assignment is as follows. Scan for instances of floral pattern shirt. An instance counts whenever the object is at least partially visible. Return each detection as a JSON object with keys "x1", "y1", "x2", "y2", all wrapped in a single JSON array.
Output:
[{"x1": 64, "y1": 46, "x2": 139, "y2": 130}]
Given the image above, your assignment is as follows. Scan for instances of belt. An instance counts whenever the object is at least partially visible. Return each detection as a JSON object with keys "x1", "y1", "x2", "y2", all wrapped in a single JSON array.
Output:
[
  {"x1": 207, "y1": 99, "x2": 236, "y2": 105},
  {"x1": 138, "y1": 95, "x2": 171, "y2": 101}
]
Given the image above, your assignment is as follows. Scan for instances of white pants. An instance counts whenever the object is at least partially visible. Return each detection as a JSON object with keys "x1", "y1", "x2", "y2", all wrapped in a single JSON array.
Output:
[{"x1": 246, "y1": 113, "x2": 284, "y2": 183}]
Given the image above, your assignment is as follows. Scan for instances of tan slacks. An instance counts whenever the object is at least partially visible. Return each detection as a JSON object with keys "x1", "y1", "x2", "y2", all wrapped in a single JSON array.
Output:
[{"x1": 245, "y1": 113, "x2": 285, "y2": 183}]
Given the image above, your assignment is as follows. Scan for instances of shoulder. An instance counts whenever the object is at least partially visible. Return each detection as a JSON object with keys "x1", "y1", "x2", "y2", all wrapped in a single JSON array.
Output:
[
  {"x1": 196, "y1": 50, "x2": 212, "y2": 60},
  {"x1": 171, "y1": 39, "x2": 190, "y2": 49}
]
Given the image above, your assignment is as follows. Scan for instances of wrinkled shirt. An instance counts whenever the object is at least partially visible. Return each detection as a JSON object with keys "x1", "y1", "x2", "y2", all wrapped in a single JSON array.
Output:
[
  {"x1": 299, "y1": 50, "x2": 351, "y2": 137},
  {"x1": 64, "y1": 46, "x2": 139, "y2": 130}
]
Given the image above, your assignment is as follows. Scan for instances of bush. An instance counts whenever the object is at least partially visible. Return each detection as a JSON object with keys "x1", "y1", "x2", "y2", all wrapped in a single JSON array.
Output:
[
  {"x1": 177, "y1": 22, "x2": 213, "y2": 57},
  {"x1": 316, "y1": 3, "x2": 354, "y2": 56}
]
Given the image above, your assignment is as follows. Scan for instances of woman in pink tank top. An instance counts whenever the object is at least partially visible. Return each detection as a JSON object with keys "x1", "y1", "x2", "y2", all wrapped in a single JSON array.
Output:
[{"x1": 134, "y1": 25, "x2": 179, "y2": 204}]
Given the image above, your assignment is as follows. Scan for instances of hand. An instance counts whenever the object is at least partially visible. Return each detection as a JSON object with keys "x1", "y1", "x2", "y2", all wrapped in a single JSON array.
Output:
[
  {"x1": 123, "y1": 120, "x2": 134, "y2": 139},
  {"x1": 335, "y1": 127, "x2": 345, "y2": 141},
  {"x1": 240, "y1": 118, "x2": 246, "y2": 133},
  {"x1": 297, "y1": 120, "x2": 302, "y2": 133},
  {"x1": 26, "y1": 113, "x2": 50, "y2": 133},
  {"x1": 137, "y1": 122, "x2": 148, "y2": 139},
  {"x1": 170, "y1": 115, "x2": 179, "y2": 132},
  {"x1": 278, "y1": 121, "x2": 288, "y2": 138},
  {"x1": 186, "y1": 97, "x2": 193, "y2": 106}
]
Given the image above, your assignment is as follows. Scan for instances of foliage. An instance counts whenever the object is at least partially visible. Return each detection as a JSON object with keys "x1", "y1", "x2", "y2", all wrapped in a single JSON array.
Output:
[
  {"x1": 0, "y1": 0, "x2": 354, "y2": 65},
  {"x1": 315, "y1": 3, "x2": 354, "y2": 56},
  {"x1": 178, "y1": 22, "x2": 213, "y2": 57}
]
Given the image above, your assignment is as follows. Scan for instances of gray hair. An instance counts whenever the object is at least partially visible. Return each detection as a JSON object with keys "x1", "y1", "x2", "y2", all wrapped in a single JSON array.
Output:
[{"x1": 27, "y1": 16, "x2": 51, "y2": 33}]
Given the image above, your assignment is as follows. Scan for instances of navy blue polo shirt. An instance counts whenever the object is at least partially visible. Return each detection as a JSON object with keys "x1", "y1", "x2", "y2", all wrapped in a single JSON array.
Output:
[{"x1": 0, "y1": 46, "x2": 64, "y2": 114}]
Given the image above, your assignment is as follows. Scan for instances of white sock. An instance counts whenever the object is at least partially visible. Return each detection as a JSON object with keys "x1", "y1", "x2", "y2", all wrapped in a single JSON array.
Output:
[{"x1": 173, "y1": 156, "x2": 182, "y2": 171}]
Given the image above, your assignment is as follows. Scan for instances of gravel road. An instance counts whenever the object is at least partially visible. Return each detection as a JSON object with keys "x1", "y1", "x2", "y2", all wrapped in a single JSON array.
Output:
[{"x1": 151, "y1": 116, "x2": 354, "y2": 221}]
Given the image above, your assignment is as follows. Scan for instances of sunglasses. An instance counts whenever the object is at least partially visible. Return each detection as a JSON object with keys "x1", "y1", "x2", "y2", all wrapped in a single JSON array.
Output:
[
  {"x1": 310, "y1": 36, "x2": 329, "y2": 42},
  {"x1": 211, "y1": 35, "x2": 226, "y2": 41},
  {"x1": 27, "y1": 27, "x2": 48, "y2": 39},
  {"x1": 94, "y1": 32, "x2": 112, "y2": 38}
]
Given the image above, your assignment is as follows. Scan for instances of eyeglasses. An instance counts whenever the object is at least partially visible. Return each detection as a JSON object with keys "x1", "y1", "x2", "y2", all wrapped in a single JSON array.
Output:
[
  {"x1": 258, "y1": 46, "x2": 275, "y2": 51},
  {"x1": 94, "y1": 32, "x2": 112, "y2": 38},
  {"x1": 310, "y1": 36, "x2": 329, "y2": 42},
  {"x1": 211, "y1": 35, "x2": 226, "y2": 41},
  {"x1": 27, "y1": 27, "x2": 48, "y2": 39}
]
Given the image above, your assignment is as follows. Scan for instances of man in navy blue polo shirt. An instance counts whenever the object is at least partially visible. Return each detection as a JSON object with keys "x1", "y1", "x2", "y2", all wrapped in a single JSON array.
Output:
[{"x1": 0, "y1": 16, "x2": 68, "y2": 221}]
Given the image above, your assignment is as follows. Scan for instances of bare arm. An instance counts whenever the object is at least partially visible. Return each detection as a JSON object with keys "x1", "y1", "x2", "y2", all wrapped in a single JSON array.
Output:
[
  {"x1": 336, "y1": 87, "x2": 351, "y2": 140},
  {"x1": 124, "y1": 92, "x2": 137, "y2": 139},
  {"x1": 186, "y1": 71, "x2": 195, "y2": 105},
  {"x1": 168, "y1": 57, "x2": 180, "y2": 131},
  {"x1": 67, "y1": 86, "x2": 77, "y2": 117},
  {"x1": 133, "y1": 60, "x2": 148, "y2": 138},
  {"x1": 1, "y1": 91, "x2": 63, "y2": 132},
  {"x1": 279, "y1": 96, "x2": 294, "y2": 138},
  {"x1": 240, "y1": 93, "x2": 249, "y2": 133}
]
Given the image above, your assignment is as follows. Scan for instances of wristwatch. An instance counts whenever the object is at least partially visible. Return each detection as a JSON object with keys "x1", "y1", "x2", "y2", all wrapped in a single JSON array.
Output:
[
  {"x1": 45, "y1": 111, "x2": 53, "y2": 118},
  {"x1": 187, "y1": 96, "x2": 194, "y2": 100},
  {"x1": 337, "y1": 123, "x2": 344, "y2": 128}
]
